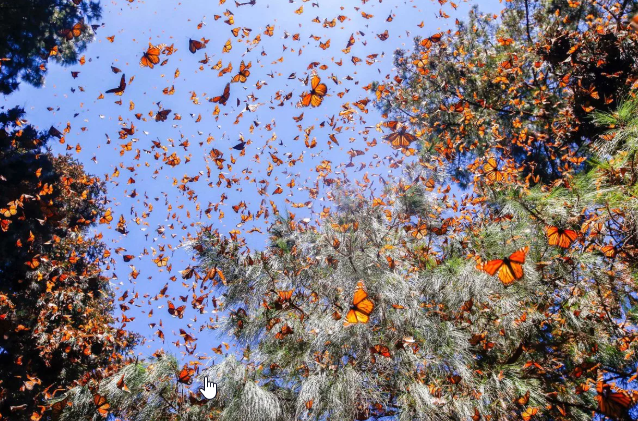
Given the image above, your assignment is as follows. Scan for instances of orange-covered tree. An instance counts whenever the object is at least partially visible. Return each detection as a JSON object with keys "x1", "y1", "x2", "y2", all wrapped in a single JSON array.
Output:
[{"x1": 0, "y1": 107, "x2": 132, "y2": 419}]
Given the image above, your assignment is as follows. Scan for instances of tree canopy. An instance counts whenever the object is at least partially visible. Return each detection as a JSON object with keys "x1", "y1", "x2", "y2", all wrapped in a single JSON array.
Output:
[
  {"x1": 0, "y1": 107, "x2": 133, "y2": 419},
  {"x1": 0, "y1": 0, "x2": 101, "y2": 95},
  {"x1": 6, "y1": 0, "x2": 638, "y2": 420}
]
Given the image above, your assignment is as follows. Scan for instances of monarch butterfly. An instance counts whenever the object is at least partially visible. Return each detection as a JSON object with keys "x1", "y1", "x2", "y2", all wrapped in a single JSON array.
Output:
[
  {"x1": 275, "y1": 324, "x2": 293, "y2": 340},
  {"x1": 167, "y1": 301, "x2": 185, "y2": 318},
  {"x1": 384, "y1": 126, "x2": 417, "y2": 149},
  {"x1": 346, "y1": 281, "x2": 374, "y2": 324},
  {"x1": 600, "y1": 244, "x2": 617, "y2": 258},
  {"x1": 411, "y1": 223, "x2": 428, "y2": 239},
  {"x1": 481, "y1": 246, "x2": 529, "y2": 286},
  {"x1": 420, "y1": 32, "x2": 443, "y2": 49},
  {"x1": 177, "y1": 365, "x2": 195, "y2": 384},
  {"x1": 274, "y1": 289, "x2": 294, "y2": 310},
  {"x1": 482, "y1": 158, "x2": 505, "y2": 183},
  {"x1": 51, "y1": 396, "x2": 69, "y2": 420},
  {"x1": 222, "y1": 39, "x2": 232, "y2": 53},
  {"x1": 59, "y1": 21, "x2": 83, "y2": 41},
  {"x1": 301, "y1": 75, "x2": 328, "y2": 107},
  {"x1": 155, "y1": 109, "x2": 171, "y2": 122},
  {"x1": 188, "y1": 38, "x2": 207, "y2": 54},
  {"x1": 631, "y1": 13, "x2": 638, "y2": 32},
  {"x1": 153, "y1": 255, "x2": 168, "y2": 266},
  {"x1": 212, "y1": 83, "x2": 231, "y2": 105},
  {"x1": 517, "y1": 390, "x2": 530, "y2": 406},
  {"x1": 231, "y1": 60, "x2": 251, "y2": 83},
  {"x1": 546, "y1": 226, "x2": 578, "y2": 248},
  {"x1": 93, "y1": 394, "x2": 110, "y2": 417},
  {"x1": 596, "y1": 371, "x2": 636, "y2": 420},
  {"x1": 231, "y1": 307, "x2": 247, "y2": 330},
  {"x1": 370, "y1": 344, "x2": 391, "y2": 357},
  {"x1": 520, "y1": 407, "x2": 538, "y2": 421},
  {"x1": 105, "y1": 74, "x2": 126, "y2": 95},
  {"x1": 140, "y1": 43, "x2": 163, "y2": 68}
]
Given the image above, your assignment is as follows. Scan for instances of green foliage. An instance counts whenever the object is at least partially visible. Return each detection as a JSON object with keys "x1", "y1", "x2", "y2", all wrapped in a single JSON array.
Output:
[
  {"x1": 378, "y1": 0, "x2": 638, "y2": 184},
  {"x1": 0, "y1": 0, "x2": 101, "y2": 94}
]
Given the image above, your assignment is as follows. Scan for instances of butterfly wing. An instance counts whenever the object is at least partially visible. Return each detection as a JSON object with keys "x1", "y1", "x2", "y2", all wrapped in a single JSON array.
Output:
[
  {"x1": 546, "y1": 226, "x2": 560, "y2": 246},
  {"x1": 346, "y1": 309, "x2": 360, "y2": 324},
  {"x1": 508, "y1": 246, "x2": 529, "y2": 264},
  {"x1": 498, "y1": 262, "x2": 521, "y2": 285},
  {"x1": 301, "y1": 92, "x2": 313, "y2": 107},
  {"x1": 93, "y1": 394, "x2": 109, "y2": 417},
  {"x1": 482, "y1": 259, "x2": 504, "y2": 276},
  {"x1": 559, "y1": 229, "x2": 578, "y2": 248}
]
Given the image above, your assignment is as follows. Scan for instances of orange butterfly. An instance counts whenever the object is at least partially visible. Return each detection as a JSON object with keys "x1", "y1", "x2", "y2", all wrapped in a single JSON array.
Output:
[
  {"x1": 346, "y1": 281, "x2": 374, "y2": 324},
  {"x1": 231, "y1": 61, "x2": 251, "y2": 83},
  {"x1": 301, "y1": 75, "x2": 327, "y2": 107},
  {"x1": 631, "y1": 13, "x2": 638, "y2": 32},
  {"x1": 277, "y1": 289, "x2": 293, "y2": 302},
  {"x1": 93, "y1": 394, "x2": 110, "y2": 417},
  {"x1": 385, "y1": 126, "x2": 417, "y2": 149},
  {"x1": 222, "y1": 39, "x2": 232, "y2": 53},
  {"x1": 59, "y1": 21, "x2": 84, "y2": 41},
  {"x1": 411, "y1": 223, "x2": 428, "y2": 240},
  {"x1": 482, "y1": 158, "x2": 505, "y2": 183},
  {"x1": 600, "y1": 244, "x2": 617, "y2": 258},
  {"x1": 274, "y1": 289, "x2": 294, "y2": 310},
  {"x1": 140, "y1": 43, "x2": 163, "y2": 68},
  {"x1": 188, "y1": 38, "x2": 207, "y2": 54},
  {"x1": 105, "y1": 74, "x2": 126, "y2": 95},
  {"x1": 546, "y1": 226, "x2": 578, "y2": 248},
  {"x1": 370, "y1": 344, "x2": 391, "y2": 357},
  {"x1": 520, "y1": 407, "x2": 538, "y2": 421},
  {"x1": 420, "y1": 32, "x2": 443, "y2": 49},
  {"x1": 212, "y1": 83, "x2": 231, "y2": 105},
  {"x1": 275, "y1": 324, "x2": 294, "y2": 340},
  {"x1": 481, "y1": 246, "x2": 529, "y2": 286},
  {"x1": 177, "y1": 365, "x2": 195, "y2": 384},
  {"x1": 168, "y1": 301, "x2": 185, "y2": 319},
  {"x1": 596, "y1": 371, "x2": 636, "y2": 420}
]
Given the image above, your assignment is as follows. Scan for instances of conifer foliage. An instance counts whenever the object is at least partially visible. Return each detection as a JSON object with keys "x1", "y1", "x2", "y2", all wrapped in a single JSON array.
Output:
[
  {"x1": 52, "y1": 2, "x2": 638, "y2": 421},
  {"x1": 0, "y1": 0, "x2": 101, "y2": 95},
  {"x1": 0, "y1": 108, "x2": 131, "y2": 419}
]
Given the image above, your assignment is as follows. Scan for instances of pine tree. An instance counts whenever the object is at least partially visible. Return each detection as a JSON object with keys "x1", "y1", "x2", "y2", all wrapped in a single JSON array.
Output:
[
  {"x1": 0, "y1": 108, "x2": 133, "y2": 419},
  {"x1": 376, "y1": 0, "x2": 638, "y2": 184},
  {"x1": 0, "y1": 0, "x2": 101, "y2": 95}
]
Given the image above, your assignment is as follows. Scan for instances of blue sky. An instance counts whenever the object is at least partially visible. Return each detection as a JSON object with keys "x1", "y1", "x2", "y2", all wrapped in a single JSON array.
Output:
[{"x1": 2, "y1": 0, "x2": 502, "y2": 366}]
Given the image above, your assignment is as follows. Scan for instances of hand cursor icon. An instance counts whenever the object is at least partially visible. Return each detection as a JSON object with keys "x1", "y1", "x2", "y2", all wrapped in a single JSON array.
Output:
[{"x1": 200, "y1": 377, "x2": 217, "y2": 400}]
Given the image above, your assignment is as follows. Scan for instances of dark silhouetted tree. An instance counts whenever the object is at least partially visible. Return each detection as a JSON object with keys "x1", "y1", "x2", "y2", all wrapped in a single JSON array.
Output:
[
  {"x1": 0, "y1": 107, "x2": 133, "y2": 419},
  {"x1": 0, "y1": 0, "x2": 101, "y2": 95}
]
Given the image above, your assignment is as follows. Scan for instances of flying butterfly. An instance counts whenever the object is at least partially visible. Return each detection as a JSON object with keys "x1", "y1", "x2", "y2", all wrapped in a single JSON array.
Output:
[
  {"x1": 481, "y1": 246, "x2": 529, "y2": 286},
  {"x1": 189, "y1": 38, "x2": 207, "y2": 54},
  {"x1": 231, "y1": 60, "x2": 251, "y2": 83},
  {"x1": 301, "y1": 75, "x2": 327, "y2": 107},
  {"x1": 168, "y1": 301, "x2": 185, "y2": 318},
  {"x1": 546, "y1": 226, "x2": 578, "y2": 249},
  {"x1": 345, "y1": 281, "x2": 374, "y2": 324},
  {"x1": 105, "y1": 74, "x2": 126, "y2": 95},
  {"x1": 212, "y1": 83, "x2": 231, "y2": 105},
  {"x1": 177, "y1": 365, "x2": 195, "y2": 384},
  {"x1": 155, "y1": 109, "x2": 172, "y2": 122},
  {"x1": 384, "y1": 126, "x2": 417, "y2": 149},
  {"x1": 140, "y1": 43, "x2": 164, "y2": 68}
]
